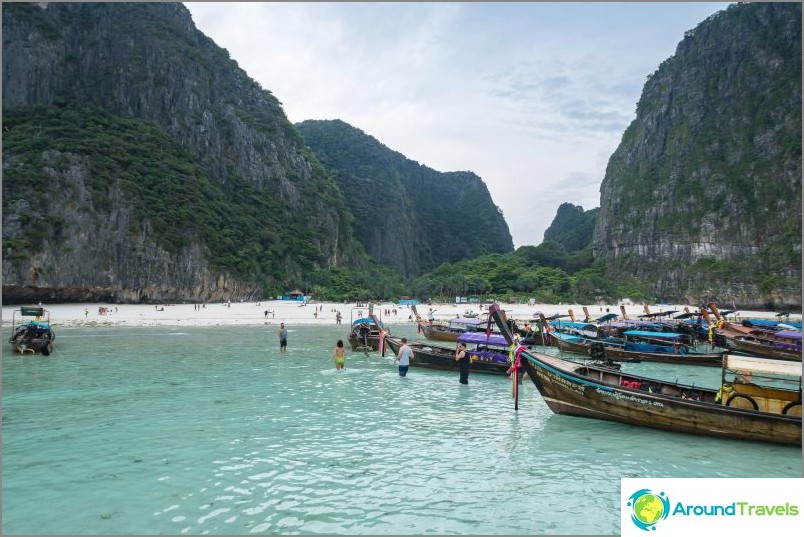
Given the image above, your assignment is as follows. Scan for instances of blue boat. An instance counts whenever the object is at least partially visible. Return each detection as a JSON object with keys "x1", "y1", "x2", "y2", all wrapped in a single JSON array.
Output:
[
  {"x1": 348, "y1": 315, "x2": 385, "y2": 352},
  {"x1": 603, "y1": 330, "x2": 726, "y2": 366},
  {"x1": 8, "y1": 306, "x2": 55, "y2": 355}
]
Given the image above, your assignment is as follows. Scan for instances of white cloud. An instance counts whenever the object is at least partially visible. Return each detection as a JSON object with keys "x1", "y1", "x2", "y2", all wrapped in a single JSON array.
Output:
[{"x1": 185, "y1": 1, "x2": 732, "y2": 247}]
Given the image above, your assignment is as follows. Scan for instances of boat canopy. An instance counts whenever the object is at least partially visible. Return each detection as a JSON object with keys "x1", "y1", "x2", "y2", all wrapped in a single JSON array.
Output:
[
  {"x1": 20, "y1": 306, "x2": 45, "y2": 317},
  {"x1": 623, "y1": 330, "x2": 684, "y2": 339},
  {"x1": 724, "y1": 355, "x2": 802, "y2": 378},
  {"x1": 352, "y1": 317, "x2": 382, "y2": 327},
  {"x1": 449, "y1": 318, "x2": 485, "y2": 327},
  {"x1": 552, "y1": 321, "x2": 597, "y2": 330},
  {"x1": 551, "y1": 332, "x2": 582, "y2": 342},
  {"x1": 774, "y1": 330, "x2": 802, "y2": 340},
  {"x1": 594, "y1": 313, "x2": 618, "y2": 323},
  {"x1": 742, "y1": 319, "x2": 779, "y2": 328},
  {"x1": 457, "y1": 332, "x2": 509, "y2": 347}
]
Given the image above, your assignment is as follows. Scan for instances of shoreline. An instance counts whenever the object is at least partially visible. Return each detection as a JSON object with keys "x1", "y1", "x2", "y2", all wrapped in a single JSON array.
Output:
[{"x1": 2, "y1": 300, "x2": 792, "y2": 329}]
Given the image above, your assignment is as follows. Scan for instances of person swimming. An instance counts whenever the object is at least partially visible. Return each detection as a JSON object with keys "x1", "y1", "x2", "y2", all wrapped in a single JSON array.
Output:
[{"x1": 332, "y1": 339, "x2": 347, "y2": 370}]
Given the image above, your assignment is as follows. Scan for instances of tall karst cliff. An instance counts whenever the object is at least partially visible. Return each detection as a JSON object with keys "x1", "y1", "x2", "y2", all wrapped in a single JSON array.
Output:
[
  {"x1": 593, "y1": 2, "x2": 801, "y2": 309},
  {"x1": 2, "y1": 2, "x2": 366, "y2": 303},
  {"x1": 296, "y1": 120, "x2": 514, "y2": 278},
  {"x1": 543, "y1": 203, "x2": 599, "y2": 253}
]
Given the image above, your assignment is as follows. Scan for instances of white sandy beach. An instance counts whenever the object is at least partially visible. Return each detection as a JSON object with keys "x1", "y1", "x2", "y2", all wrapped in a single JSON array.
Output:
[{"x1": 1, "y1": 299, "x2": 788, "y2": 328}]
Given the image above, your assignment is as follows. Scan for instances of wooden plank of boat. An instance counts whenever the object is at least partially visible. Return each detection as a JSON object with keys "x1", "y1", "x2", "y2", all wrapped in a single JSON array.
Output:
[{"x1": 487, "y1": 304, "x2": 802, "y2": 446}]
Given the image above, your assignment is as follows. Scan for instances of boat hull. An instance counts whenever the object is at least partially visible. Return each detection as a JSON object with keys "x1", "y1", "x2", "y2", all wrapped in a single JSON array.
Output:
[
  {"x1": 385, "y1": 336, "x2": 510, "y2": 375},
  {"x1": 729, "y1": 337, "x2": 802, "y2": 362},
  {"x1": 418, "y1": 323, "x2": 461, "y2": 342},
  {"x1": 519, "y1": 351, "x2": 801, "y2": 445},
  {"x1": 552, "y1": 333, "x2": 724, "y2": 366},
  {"x1": 9, "y1": 328, "x2": 55, "y2": 355},
  {"x1": 604, "y1": 346, "x2": 725, "y2": 367}
]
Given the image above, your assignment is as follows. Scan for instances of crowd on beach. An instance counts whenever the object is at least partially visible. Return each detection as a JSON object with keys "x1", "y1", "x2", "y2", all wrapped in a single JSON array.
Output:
[{"x1": 3, "y1": 299, "x2": 786, "y2": 330}]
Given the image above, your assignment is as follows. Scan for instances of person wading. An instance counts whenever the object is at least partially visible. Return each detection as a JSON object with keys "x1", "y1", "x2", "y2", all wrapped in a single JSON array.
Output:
[{"x1": 455, "y1": 342, "x2": 470, "y2": 385}]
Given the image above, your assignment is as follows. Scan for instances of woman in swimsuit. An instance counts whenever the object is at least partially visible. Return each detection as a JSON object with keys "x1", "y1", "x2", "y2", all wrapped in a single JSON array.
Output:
[{"x1": 332, "y1": 339, "x2": 347, "y2": 370}]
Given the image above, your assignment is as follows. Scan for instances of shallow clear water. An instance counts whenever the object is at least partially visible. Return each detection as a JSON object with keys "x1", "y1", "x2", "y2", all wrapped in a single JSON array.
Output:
[{"x1": 2, "y1": 325, "x2": 801, "y2": 535}]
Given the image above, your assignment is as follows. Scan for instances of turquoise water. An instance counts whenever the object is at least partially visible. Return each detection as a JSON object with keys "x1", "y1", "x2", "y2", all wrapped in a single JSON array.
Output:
[{"x1": 2, "y1": 324, "x2": 801, "y2": 535}]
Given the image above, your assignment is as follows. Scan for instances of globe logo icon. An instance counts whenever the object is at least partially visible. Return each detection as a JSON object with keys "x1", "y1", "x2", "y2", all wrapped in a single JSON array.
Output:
[{"x1": 627, "y1": 489, "x2": 670, "y2": 531}]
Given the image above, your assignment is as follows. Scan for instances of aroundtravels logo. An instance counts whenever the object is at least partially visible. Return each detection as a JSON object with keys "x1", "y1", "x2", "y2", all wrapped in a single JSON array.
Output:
[
  {"x1": 627, "y1": 489, "x2": 671, "y2": 531},
  {"x1": 622, "y1": 479, "x2": 802, "y2": 537}
]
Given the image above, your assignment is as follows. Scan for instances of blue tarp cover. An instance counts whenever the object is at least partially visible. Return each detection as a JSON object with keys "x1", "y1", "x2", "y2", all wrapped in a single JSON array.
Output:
[
  {"x1": 457, "y1": 332, "x2": 508, "y2": 346},
  {"x1": 352, "y1": 318, "x2": 383, "y2": 327},
  {"x1": 624, "y1": 330, "x2": 683, "y2": 339}
]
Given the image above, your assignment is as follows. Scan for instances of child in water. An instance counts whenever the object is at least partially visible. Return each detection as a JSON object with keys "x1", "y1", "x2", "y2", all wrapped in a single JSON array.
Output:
[{"x1": 332, "y1": 340, "x2": 347, "y2": 370}]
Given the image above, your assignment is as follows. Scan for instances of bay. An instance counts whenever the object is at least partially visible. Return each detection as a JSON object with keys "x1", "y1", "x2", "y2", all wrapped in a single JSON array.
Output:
[{"x1": 2, "y1": 324, "x2": 801, "y2": 535}]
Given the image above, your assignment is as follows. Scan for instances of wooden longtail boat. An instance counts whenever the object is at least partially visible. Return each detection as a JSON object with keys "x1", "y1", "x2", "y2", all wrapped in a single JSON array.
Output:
[
  {"x1": 729, "y1": 331, "x2": 802, "y2": 362},
  {"x1": 551, "y1": 329, "x2": 722, "y2": 366},
  {"x1": 488, "y1": 304, "x2": 802, "y2": 446},
  {"x1": 410, "y1": 305, "x2": 485, "y2": 342},
  {"x1": 603, "y1": 330, "x2": 726, "y2": 367},
  {"x1": 347, "y1": 305, "x2": 385, "y2": 352},
  {"x1": 383, "y1": 333, "x2": 511, "y2": 375},
  {"x1": 8, "y1": 306, "x2": 55, "y2": 355}
]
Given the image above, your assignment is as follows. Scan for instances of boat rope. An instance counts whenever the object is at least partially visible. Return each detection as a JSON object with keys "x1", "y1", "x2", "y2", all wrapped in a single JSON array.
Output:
[
  {"x1": 378, "y1": 329, "x2": 387, "y2": 356},
  {"x1": 507, "y1": 342, "x2": 526, "y2": 404}
]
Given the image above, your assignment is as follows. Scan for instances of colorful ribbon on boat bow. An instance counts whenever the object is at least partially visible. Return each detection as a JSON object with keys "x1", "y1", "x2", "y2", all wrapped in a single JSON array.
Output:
[
  {"x1": 507, "y1": 342, "x2": 526, "y2": 408},
  {"x1": 378, "y1": 329, "x2": 387, "y2": 356}
]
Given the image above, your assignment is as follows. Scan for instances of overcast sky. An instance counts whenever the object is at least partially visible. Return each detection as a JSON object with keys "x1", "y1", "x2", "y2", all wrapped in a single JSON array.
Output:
[{"x1": 185, "y1": 1, "x2": 732, "y2": 248}]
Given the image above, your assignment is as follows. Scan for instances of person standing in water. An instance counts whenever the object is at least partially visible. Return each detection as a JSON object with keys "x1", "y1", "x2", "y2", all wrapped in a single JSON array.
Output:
[
  {"x1": 394, "y1": 337, "x2": 413, "y2": 377},
  {"x1": 332, "y1": 340, "x2": 347, "y2": 370},
  {"x1": 278, "y1": 323, "x2": 288, "y2": 352},
  {"x1": 455, "y1": 342, "x2": 470, "y2": 385}
]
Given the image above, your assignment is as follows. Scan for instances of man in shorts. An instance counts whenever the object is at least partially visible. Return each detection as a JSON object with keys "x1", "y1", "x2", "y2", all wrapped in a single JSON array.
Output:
[
  {"x1": 394, "y1": 337, "x2": 413, "y2": 377},
  {"x1": 278, "y1": 323, "x2": 288, "y2": 352}
]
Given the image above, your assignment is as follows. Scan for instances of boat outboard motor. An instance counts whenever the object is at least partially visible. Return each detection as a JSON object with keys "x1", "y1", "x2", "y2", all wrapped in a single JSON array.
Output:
[{"x1": 589, "y1": 342, "x2": 606, "y2": 360}]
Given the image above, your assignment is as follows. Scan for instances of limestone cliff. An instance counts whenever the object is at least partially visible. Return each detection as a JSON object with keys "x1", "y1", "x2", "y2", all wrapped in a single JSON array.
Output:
[
  {"x1": 296, "y1": 120, "x2": 514, "y2": 278},
  {"x1": 3, "y1": 2, "x2": 362, "y2": 303},
  {"x1": 592, "y1": 2, "x2": 801, "y2": 309}
]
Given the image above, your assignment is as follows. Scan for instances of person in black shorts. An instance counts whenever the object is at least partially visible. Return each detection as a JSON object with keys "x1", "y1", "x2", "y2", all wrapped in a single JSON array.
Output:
[{"x1": 278, "y1": 323, "x2": 288, "y2": 352}]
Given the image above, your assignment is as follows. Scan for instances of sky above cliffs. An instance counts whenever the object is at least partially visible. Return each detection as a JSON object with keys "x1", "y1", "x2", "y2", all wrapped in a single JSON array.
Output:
[{"x1": 185, "y1": 1, "x2": 731, "y2": 248}]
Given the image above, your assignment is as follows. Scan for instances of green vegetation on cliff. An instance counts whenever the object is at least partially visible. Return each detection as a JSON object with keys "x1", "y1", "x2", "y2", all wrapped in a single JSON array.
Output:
[
  {"x1": 593, "y1": 2, "x2": 801, "y2": 309},
  {"x1": 297, "y1": 120, "x2": 514, "y2": 278},
  {"x1": 2, "y1": 103, "x2": 353, "y2": 291},
  {"x1": 543, "y1": 203, "x2": 599, "y2": 253}
]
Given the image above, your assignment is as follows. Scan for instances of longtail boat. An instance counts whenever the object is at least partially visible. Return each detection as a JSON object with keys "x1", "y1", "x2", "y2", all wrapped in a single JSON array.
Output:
[
  {"x1": 347, "y1": 304, "x2": 384, "y2": 352},
  {"x1": 8, "y1": 306, "x2": 55, "y2": 355},
  {"x1": 729, "y1": 330, "x2": 802, "y2": 362},
  {"x1": 411, "y1": 305, "x2": 485, "y2": 342},
  {"x1": 383, "y1": 332, "x2": 511, "y2": 375},
  {"x1": 487, "y1": 304, "x2": 802, "y2": 446}
]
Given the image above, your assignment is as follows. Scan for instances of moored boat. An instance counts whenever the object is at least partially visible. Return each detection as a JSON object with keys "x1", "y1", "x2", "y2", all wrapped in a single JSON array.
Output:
[
  {"x1": 383, "y1": 332, "x2": 511, "y2": 375},
  {"x1": 347, "y1": 310, "x2": 385, "y2": 352},
  {"x1": 487, "y1": 304, "x2": 802, "y2": 446},
  {"x1": 729, "y1": 330, "x2": 802, "y2": 362},
  {"x1": 412, "y1": 305, "x2": 486, "y2": 342},
  {"x1": 8, "y1": 306, "x2": 55, "y2": 355},
  {"x1": 603, "y1": 330, "x2": 726, "y2": 367}
]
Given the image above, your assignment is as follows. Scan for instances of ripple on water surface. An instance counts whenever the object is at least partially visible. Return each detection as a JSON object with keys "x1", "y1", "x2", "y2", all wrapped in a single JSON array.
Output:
[{"x1": 2, "y1": 325, "x2": 800, "y2": 534}]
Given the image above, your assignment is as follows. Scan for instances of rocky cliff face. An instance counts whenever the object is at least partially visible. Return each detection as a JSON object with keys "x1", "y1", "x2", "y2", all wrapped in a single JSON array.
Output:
[
  {"x1": 3, "y1": 2, "x2": 362, "y2": 303},
  {"x1": 297, "y1": 120, "x2": 514, "y2": 278},
  {"x1": 543, "y1": 203, "x2": 599, "y2": 253},
  {"x1": 592, "y1": 2, "x2": 801, "y2": 309}
]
